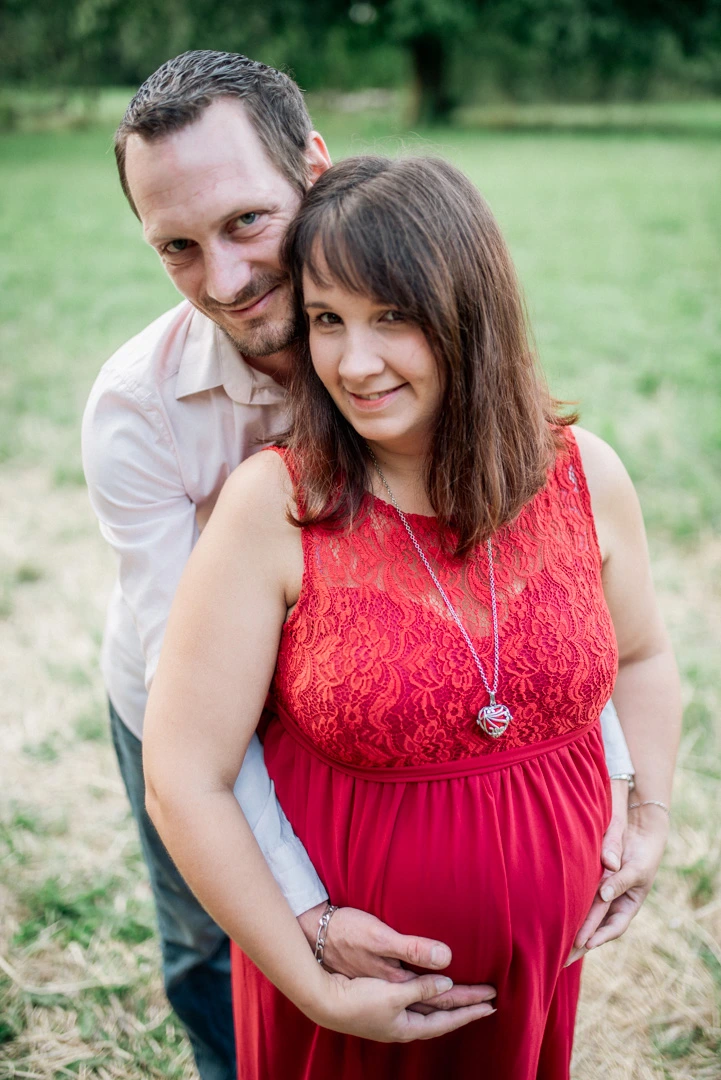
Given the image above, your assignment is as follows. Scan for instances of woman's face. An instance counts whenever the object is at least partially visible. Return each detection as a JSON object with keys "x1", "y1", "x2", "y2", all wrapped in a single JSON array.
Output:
[{"x1": 302, "y1": 266, "x2": 443, "y2": 458}]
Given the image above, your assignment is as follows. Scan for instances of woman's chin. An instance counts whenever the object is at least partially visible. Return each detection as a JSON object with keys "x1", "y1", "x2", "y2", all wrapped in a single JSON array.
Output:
[{"x1": 346, "y1": 419, "x2": 431, "y2": 458}]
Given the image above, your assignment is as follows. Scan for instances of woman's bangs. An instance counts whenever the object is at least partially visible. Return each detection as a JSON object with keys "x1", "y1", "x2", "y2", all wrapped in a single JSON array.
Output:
[{"x1": 301, "y1": 207, "x2": 412, "y2": 312}]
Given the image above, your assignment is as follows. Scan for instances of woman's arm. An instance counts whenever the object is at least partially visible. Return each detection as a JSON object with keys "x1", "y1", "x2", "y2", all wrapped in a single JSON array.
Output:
[
  {"x1": 572, "y1": 426, "x2": 681, "y2": 951},
  {"x1": 143, "y1": 450, "x2": 493, "y2": 1040}
]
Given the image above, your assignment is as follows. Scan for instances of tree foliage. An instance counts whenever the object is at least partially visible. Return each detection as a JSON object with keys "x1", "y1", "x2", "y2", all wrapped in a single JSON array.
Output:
[{"x1": 1, "y1": 0, "x2": 720, "y2": 121}]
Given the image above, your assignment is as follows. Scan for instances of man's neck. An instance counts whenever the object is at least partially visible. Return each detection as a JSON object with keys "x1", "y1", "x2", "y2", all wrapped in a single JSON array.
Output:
[{"x1": 242, "y1": 348, "x2": 292, "y2": 387}]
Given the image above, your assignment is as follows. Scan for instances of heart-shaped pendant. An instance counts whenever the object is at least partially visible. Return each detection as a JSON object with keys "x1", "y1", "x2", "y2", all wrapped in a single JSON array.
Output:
[{"x1": 477, "y1": 701, "x2": 512, "y2": 738}]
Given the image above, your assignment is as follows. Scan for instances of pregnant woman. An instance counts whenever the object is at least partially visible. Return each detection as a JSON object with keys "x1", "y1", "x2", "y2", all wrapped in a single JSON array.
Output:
[{"x1": 144, "y1": 155, "x2": 680, "y2": 1078}]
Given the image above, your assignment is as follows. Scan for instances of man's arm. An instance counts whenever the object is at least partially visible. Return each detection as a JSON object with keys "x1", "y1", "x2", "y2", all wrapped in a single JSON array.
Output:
[
  {"x1": 599, "y1": 700, "x2": 632, "y2": 873},
  {"x1": 81, "y1": 372, "x2": 327, "y2": 914}
]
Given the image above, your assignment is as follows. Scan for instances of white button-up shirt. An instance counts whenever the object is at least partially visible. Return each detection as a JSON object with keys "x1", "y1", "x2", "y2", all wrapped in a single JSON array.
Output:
[
  {"x1": 82, "y1": 299, "x2": 632, "y2": 915},
  {"x1": 82, "y1": 300, "x2": 327, "y2": 915}
]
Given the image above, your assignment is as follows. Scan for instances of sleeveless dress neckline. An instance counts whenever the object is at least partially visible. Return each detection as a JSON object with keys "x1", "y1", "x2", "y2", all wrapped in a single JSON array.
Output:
[
  {"x1": 366, "y1": 490, "x2": 438, "y2": 522},
  {"x1": 231, "y1": 427, "x2": 617, "y2": 1079}
]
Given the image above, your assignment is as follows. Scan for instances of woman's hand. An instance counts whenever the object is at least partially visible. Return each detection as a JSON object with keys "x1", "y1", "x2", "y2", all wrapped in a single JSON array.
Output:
[
  {"x1": 565, "y1": 803, "x2": 669, "y2": 965},
  {"x1": 298, "y1": 904, "x2": 497, "y2": 1012},
  {"x1": 308, "y1": 969, "x2": 496, "y2": 1042}
]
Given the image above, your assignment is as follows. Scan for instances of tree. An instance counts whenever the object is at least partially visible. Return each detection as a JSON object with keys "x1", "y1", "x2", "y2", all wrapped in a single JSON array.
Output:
[{"x1": 382, "y1": 0, "x2": 480, "y2": 124}]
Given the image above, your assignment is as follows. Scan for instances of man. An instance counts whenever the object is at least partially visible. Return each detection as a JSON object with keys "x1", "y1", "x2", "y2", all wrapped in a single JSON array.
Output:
[{"x1": 83, "y1": 50, "x2": 645, "y2": 1079}]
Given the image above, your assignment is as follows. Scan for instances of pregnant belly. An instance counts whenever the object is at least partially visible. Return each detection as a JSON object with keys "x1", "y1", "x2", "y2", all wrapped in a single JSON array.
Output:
[{"x1": 264, "y1": 718, "x2": 610, "y2": 987}]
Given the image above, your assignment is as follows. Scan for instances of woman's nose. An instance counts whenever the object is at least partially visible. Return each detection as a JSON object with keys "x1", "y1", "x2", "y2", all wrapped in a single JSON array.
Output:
[{"x1": 338, "y1": 330, "x2": 385, "y2": 383}]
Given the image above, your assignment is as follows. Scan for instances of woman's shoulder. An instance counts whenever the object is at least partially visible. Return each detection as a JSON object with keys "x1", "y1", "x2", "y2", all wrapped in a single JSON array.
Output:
[
  {"x1": 569, "y1": 425, "x2": 642, "y2": 559},
  {"x1": 215, "y1": 447, "x2": 297, "y2": 535},
  {"x1": 570, "y1": 426, "x2": 634, "y2": 502}
]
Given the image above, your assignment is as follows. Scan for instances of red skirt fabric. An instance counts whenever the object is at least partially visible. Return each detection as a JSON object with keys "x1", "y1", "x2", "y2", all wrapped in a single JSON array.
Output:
[{"x1": 231, "y1": 712, "x2": 610, "y2": 1079}]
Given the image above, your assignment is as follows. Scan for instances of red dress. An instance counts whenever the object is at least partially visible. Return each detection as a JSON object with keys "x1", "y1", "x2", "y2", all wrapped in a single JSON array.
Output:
[{"x1": 231, "y1": 429, "x2": 617, "y2": 1079}]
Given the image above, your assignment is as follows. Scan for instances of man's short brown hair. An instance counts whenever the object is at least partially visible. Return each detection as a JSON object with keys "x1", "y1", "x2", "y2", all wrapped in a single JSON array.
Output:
[{"x1": 115, "y1": 50, "x2": 313, "y2": 216}]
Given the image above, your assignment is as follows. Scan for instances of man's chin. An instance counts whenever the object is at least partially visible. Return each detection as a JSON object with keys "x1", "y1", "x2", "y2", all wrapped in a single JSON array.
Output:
[{"x1": 219, "y1": 317, "x2": 297, "y2": 360}]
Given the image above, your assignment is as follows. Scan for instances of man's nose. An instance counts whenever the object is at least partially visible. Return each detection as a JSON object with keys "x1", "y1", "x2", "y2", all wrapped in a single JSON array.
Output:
[
  {"x1": 204, "y1": 246, "x2": 252, "y2": 306},
  {"x1": 338, "y1": 330, "x2": 385, "y2": 382}
]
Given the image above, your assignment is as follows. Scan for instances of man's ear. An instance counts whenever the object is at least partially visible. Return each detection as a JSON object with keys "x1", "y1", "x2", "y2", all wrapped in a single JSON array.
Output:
[{"x1": 305, "y1": 132, "x2": 332, "y2": 184}]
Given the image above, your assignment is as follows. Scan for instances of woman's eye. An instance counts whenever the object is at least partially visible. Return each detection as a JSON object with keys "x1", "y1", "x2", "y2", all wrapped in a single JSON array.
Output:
[
  {"x1": 236, "y1": 212, "x2": 260, "y2": 227},
  {"x1": 381, "y1": 310, "x2": 405, "y2": 323},
  {"x1": 317, "y1": 312, "x2": 341, "y2": 325}
]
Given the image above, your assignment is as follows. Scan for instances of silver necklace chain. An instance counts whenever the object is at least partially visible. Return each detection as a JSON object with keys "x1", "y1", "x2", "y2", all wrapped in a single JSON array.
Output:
[{"x1": 368, "y1": 450, "x2": 513, "y2": 738}]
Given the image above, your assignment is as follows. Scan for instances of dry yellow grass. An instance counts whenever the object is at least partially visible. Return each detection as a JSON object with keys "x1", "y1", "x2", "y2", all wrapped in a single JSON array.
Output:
[{"x1": 1, "y1": 463, "x2": 719, "y2": 1078}]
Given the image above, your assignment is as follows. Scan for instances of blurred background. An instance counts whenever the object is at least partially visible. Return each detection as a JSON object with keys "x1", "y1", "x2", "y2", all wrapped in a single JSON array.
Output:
[{"x1": 1, "y1": 2, "x2": 720, "y2": 1077}]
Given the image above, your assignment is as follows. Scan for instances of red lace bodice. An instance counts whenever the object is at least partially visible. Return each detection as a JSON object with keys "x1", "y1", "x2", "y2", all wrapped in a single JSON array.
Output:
[{"x1": 270, "y1": 429, "x2": 618, "y2": 767}]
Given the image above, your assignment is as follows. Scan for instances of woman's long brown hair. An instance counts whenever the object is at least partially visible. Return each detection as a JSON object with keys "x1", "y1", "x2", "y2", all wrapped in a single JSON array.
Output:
[{"x1": 282, "y1": 155, "x2": 575, "y2": 556}]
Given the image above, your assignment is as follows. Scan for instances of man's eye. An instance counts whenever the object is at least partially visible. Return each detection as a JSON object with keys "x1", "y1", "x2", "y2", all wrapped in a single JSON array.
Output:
[
  {"x1": 236, "y1": 212, "x2": 259, "y2": 227},
  {"x1": 166, "y1": 239, "x2": 190, "y2": 253}
]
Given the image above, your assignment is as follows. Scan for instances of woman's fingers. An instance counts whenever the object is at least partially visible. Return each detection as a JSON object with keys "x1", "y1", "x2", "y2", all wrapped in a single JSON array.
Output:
[
  {"x1": 322, "y1": 972, "x2": 496, "y2": 1042},
  {"x1": 409, "y1": 982, "x2": 497, "y2": 1013},
  {"x1": 422, "y1": 983, "x2": 497, "y2": 1009},
  {"x1": 393, "y1": 976, "x2": 495, "y2": 1040},
  {"x1": 397, "y1": 974, "x2": 454, "y2": 1006},
  {"x1": 401, "y1": 1001, "x2": 496, "y2": 1041},
  {"x1": 585, "y1": 895, "x2": 641, "y2": 949}
]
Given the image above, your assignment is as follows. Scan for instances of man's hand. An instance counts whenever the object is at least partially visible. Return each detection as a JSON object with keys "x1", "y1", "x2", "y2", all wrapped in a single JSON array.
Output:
[
  {"x1": 564, "y1": 777, "x2": 627, "y2": 964},
  {"x1": 565, "y1": 797, "x2": 669, "y2": 966},
  {"x1": 298, "y1": 904, "x2": 496, "y2": 1012},
  {"x1": 600, "y1": 777, "x2": 629, "y2": 874}
]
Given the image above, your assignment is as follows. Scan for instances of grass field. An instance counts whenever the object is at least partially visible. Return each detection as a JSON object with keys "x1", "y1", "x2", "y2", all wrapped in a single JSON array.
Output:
[{"x1": 1, "y1": 93, "x2": 720, "y2": 1078}]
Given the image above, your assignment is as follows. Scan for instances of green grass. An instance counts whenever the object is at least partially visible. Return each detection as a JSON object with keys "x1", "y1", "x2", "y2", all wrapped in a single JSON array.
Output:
[
  {"x1": 1, "y1": 94, "x2": 719, "y2": 541},
  {"x1": 1, "y1": 89, "x2": 720, "y2": 1078},
  {"x1": 13, "y1": 873, "x2": 156, "y2": 950}
]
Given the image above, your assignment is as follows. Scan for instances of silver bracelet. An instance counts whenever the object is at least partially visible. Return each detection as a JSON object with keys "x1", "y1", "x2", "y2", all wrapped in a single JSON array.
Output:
[
  {"x1": 628, "y1": 799, "x2": 670, "y2": 815},
  {"x1": 609, "y1": 772, "x2": 636, "y2": 791},
  {"x1": 314, "y1": 902, "x2": 339, "y2": 965}
]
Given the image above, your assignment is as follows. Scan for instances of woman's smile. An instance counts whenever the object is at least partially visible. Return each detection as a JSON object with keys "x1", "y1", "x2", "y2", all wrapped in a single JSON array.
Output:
[{"x1": 345, "y1": 384, "x2": 408, "y2": 410}]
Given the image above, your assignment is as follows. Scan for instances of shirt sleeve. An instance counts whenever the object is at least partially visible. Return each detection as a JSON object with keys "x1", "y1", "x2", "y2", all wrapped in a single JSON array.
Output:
[
  {"x1": 600, "y1": 699, "x2": 635, "y2": 777},
  {"x1": 82, "y1": 373, "x2": 328, "y2": 915}
]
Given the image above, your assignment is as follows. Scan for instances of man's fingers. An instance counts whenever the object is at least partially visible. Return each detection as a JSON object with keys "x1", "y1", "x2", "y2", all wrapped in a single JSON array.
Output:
[
  {"x1": 586, "y1": 903, "x2": 639, "y2": 949},
  {"x1": 599, "y1": 867, "x2": 641, "y2": 904},
  {"x1": 601, "y1": 815, "x2": 625, "y2": 873},
  {"x1": 573, "y1": 889, "x2": 612, "y2": 951},
  {"x1": 388, "y1": 933, "x2": 452, "y2": 970}
]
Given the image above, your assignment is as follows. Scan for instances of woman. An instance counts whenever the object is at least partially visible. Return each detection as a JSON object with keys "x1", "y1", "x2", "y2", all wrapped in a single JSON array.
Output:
[{"x1": 144, "y1": 156, "x2": 680, "y2": 1078}]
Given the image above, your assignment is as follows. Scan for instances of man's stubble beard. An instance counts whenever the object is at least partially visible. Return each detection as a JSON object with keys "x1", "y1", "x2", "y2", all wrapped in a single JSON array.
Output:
[
  {"x1": 219, "y1": 310, "x2": 297, "y2": 359},
  {"x1": 198, "y1": 272, "x2": 297, "y2": 359}
]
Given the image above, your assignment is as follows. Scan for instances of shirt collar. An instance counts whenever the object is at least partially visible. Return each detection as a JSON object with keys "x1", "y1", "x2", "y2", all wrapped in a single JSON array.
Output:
[{"x1": 175, "y1": 306, "x2": 286, "y2": 406}]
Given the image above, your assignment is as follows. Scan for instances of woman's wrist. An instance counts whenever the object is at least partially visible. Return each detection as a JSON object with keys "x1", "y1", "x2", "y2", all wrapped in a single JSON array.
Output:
[
  {"x1": 285, "y1": 948, "x2": 336, "y2": 1020},
  {"x1": 628, "y1": 798, "x2": 670, "y2": 815},
  {"x1": 626, "y1": 799, "x2": 671, "y2": 836}
]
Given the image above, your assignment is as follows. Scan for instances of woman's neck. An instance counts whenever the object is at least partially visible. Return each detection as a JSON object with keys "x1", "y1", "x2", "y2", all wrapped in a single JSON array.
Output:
[{"x1": 366, "y1": 442, "x2": 435, "y2": 517}]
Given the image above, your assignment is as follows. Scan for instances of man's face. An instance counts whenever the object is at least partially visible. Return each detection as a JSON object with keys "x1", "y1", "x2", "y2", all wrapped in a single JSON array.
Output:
[{"x1": 125, "y1": 98, "x2": 327, "y2": 364}]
